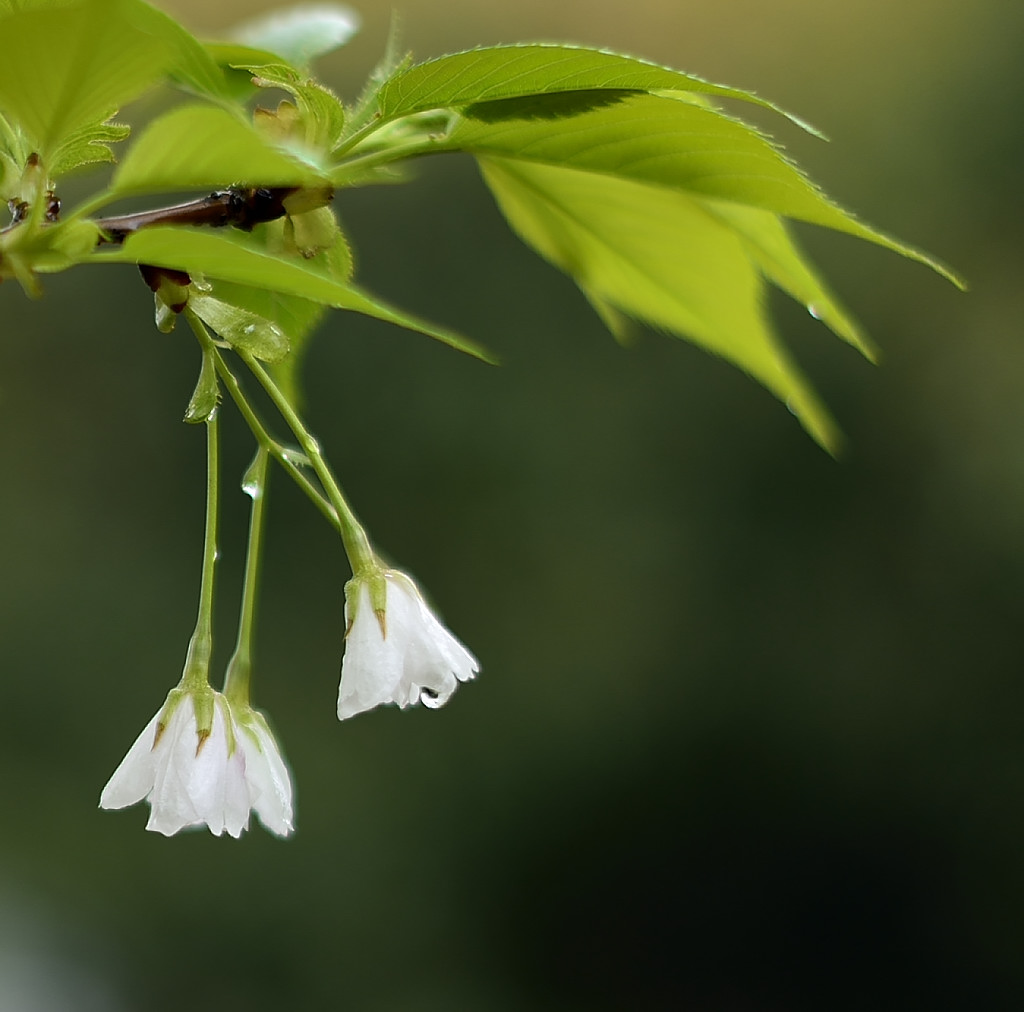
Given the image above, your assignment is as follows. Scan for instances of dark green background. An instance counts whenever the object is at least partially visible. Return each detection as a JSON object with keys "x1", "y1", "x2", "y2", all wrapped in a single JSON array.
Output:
[{"x1": 1, "y1": 1, "x2": 1022, "y2": 1008}]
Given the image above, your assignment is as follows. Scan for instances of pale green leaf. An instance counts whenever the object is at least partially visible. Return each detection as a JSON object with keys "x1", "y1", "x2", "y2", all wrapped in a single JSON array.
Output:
[
  {"x1": 130, "y1": 1, "x2": 233, "y2": 102},
  {"x1": 478, "y1": 155, "x2": 840, "y2": 452},
  {"x1": 445, "y1": 93, "x2": 961, "y2": 286},
  {"x1": 190, "y1": 294, "x2": 291, "y2": 362},
  {"x1": 230, "y1": 4, "x2": 360, "y2": 68},
  {"x1": 376, "y1": 44, "x2": 820, "y2": 134},
  {"x1": 112, "y1": 105, "x2": 326, "y2": 193},
  {"x1": 700, "y1": 198, "x2": 876, "y2": 361},
  {"x1": 49, "y1": 117, "x2": 130, "y2": 178},
  {"x1": 0, "y1": 0, "x2": 173, "y2": 159},
  {"x1": 95, "y1": 227, "x2": 496, "y2": 362}
]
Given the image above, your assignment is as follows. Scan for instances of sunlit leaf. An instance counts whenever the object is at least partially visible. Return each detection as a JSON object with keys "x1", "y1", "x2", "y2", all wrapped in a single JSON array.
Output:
[
  {"x1": 478, "y1": 155, "x2": 840, "y2": 452},
  {"x1": 444, "y1": 93, "x2": 960, "y2": 285},
  {"x1": 95, "y1": 227, "x2": 496, "y2": 362},
  {"x1": 0, "y1": 0, "x2": 173, "y2": 159},
  {"x1": 376, "y1": 44, "x2": 820, "y2": 134},
  {"x1": 112, "y1": 105, "x2": 326, "y2": 193},
  {"x1": 699, "y1": 198, "x2": 875, "y2": 362}
]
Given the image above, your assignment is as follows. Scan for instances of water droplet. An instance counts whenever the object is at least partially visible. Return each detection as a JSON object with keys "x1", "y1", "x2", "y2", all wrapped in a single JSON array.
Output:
[
  {"x1": 241, "y1": 478, "x2": 262, "y2": 500},
  {"x1": 807, "y1": 303, "x2": 823, "y2": 321}
]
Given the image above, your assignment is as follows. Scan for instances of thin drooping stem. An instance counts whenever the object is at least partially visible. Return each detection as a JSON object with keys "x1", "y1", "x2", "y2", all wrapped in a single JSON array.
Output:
[
  {"x1": 240, "y1": 351, "x2": 377, "y2": 575},
  {"x1": 223, "y1": 448, "x2": 270, "y2": 708},
  {"x1": 181, "y1": 410, "x2": 220, "y2": 690},
  {"x1": 184, "y1": 311, "x2": 340, "y2": 529}
]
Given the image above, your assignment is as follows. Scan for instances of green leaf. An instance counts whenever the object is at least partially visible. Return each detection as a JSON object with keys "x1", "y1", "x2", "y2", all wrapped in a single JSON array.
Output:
[
  {"x1": 244, "y1": 62, "x2": 346, "y2": 154},
  {"x1": 95, "y1": 227, "x2": 496, "y2": 362},
  {"x1": 189, "y1": 294, "x2": 290, "y2": 362},
  {"x1": 129, "y1": 1, "x2": 233, "y2": 103},
  {"x1": 376, "y1": 44, "x2": 820, "y2": 134},
  {"x1": 444, "y1": 93, "x2": 961, "y2": 286},
  {"x1": 0, "y1": 0, "x2": 174, "y2": 160},
  {"x1": 210, "y1": 278, "x2": 326, "y2": 408},
  {"x1": 699, "y1": 198, "x2": 876, "y2": 362},
  {"x1": 478, "y1": 155, "x2": 840, "y2": 452},
  {"x1": 229, "y1": 4, "x2": 360, "y2": 69},
  {"x1": 183, "y1": 346, "x2": 220, "y2": 423},
  {"x1": 112, "y1": 105, "x2": 326, "y2": 193},
  {"x1": 48, "y1": 117, "x2": 130, "y2": 178}
]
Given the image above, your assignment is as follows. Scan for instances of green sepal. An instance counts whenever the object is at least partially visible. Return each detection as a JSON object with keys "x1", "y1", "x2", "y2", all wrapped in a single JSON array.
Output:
[{"x1": 183, "y1": 346, "x2": 221, "y2": 424}]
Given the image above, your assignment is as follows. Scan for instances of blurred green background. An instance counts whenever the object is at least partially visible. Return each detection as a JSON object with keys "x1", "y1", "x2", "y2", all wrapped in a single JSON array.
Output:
[{"x1": 1, "y1": 1, "x2": 1022, "y2": 1008}]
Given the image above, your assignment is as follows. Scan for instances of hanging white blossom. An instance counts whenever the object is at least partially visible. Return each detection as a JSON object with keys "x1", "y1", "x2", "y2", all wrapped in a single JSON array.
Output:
[
  {"x1": 338, "y1": 571, "x2": 479, "y2": 720},
  {"x1": 100, "y1": 691, "x2": 294, "y2": 838}
]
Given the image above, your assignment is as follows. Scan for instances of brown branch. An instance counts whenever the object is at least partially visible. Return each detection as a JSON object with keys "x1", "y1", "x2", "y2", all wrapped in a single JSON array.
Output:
[{"x1": 94, "y1": 186, "x2": 309, "y2": 245}]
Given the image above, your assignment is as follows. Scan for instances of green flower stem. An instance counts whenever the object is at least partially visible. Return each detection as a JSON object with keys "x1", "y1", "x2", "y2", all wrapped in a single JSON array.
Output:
[
  {"x1": 181, "y1": 409, "x2": 220, "y2": 692},
  {"x1": 184, "y1": 311, "x2": 339, "y2": 530},
  {"x1": 223, "y1": 448, "x2": 269, "y2": 708},
  {"x1": 240, "y1": 351, "x2": 378, "y2": 576}
]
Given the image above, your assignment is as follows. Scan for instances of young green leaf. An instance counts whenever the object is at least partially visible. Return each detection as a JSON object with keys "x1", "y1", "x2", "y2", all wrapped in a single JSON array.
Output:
[
  {"x1": 244, "y1": 63, "x2": 346, "y2": 155},
  {"x1": 189, "y1": 294, "x2": 291, "y2": 363},
  {"x1": 207, "y1": 278, "x2": 327, "y2": 408},
  {"x1": 444, "y1": 93, "x2": 961, "y2": 285},
  {"x1": 95, "y1": 227, "x2": 496, "y2": 362},
  {"x1": 478, "y1": 155, "x2": 839, "y2": 452},
  {"x1": 49, "y1": 117, "x2": 131, "y2": 179},
  {"x1": 375, "y1": 44, "x2": 820, "y2": 135},
  {"x1": 0, "y1": 0, "x2": 173, "y2": 160},
  {"x1": 112, "y1": 105, "x2": 326, "y2": 194}
]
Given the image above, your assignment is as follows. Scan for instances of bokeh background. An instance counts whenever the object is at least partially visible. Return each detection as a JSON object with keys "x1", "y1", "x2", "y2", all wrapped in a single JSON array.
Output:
[{"x1": 1, "y1": 1, "x2": 1022, "y2": 1008}]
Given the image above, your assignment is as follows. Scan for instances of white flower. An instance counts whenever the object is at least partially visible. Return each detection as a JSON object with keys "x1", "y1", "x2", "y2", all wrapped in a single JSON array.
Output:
[
  {"x1": 99, "y1": 690, "x2": 294, "y2": 838},
  {"x1": 338, "y1": 570, "x2": 479, "y2": 720}
]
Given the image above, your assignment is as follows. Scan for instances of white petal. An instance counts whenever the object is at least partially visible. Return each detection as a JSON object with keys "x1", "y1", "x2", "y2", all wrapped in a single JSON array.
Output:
[
  {"x1": 239, "y1": 716, "x2": 294, "y2": 837},
  {"x1": 99, "y1": 712, "x2": 161, "y2": 810},
  {"x1": 146, "y1": 699, "x2": 205, "y2": 835}
]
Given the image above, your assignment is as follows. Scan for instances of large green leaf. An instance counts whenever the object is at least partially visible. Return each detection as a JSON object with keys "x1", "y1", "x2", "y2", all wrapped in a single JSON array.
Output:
[
  {"x1": 375, "y1": 44, "x2": 820, "y2": 134},
  {"x1": 95, "y1": 227, "x2": 495, "y2": 362},
  {"x1": 0, "y1": 0, "x2": 173, "y2": 159},
  {"x1": 112, "y1": 105, "x2": 326, "y2": 193},
  {"x1": 444, "y1": 93, "x2": 960, "y2": 285},
  {"x1": 478, "y1": 155, "x2": 840, "y2": 452}
]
